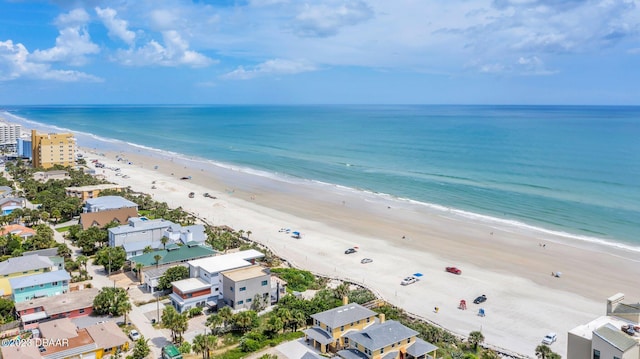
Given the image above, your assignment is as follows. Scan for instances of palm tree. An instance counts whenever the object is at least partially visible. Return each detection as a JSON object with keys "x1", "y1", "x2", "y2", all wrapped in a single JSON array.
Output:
[
  {"x1": 76, "y1": 255, "x2": 88, "y2": 274},
  {"x1": 468, "y1": 331, "x2": 485, "y2": 351},
  {"x1": 154, "y1": 254, "x2": 162, "y2": 268},
  {"x1": 265, "y1": 315, "x2": 284, "y2": 336},
  {"x1": 535, "y1": 344, "x2": 552, "y2": 359},
  {"x1": 160, "y1": 236, "x2": 169, "y2": 249},
  {"x1": 117, "y1": 299, "x2": 132, "y2": 327},
  {"x1": 217, "y1": 306, "x2": 233, "y2": 327},
  {"x1": 291, "y1": 309, "x2": 307, "y2": 331},
  {"x1": 276, "y1": 308, "x2": 293, "y2": 331},
  {"x1": 135, "y1": 262, "x2": 143, "y2": 284},
  {"x1": 206, "y1": 314, "x2": 223, "y2": 334},
  {"x1": 193, "y1": 334, "x2": 206, "y2": 359},
  {"x1": 204, "y1": 334, "x2": 217, "y2": 359}
]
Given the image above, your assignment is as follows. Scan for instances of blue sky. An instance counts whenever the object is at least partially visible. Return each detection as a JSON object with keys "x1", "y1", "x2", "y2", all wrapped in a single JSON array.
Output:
[{"x1": 0, "y1": 0, "x2": 639, "y2": 105}]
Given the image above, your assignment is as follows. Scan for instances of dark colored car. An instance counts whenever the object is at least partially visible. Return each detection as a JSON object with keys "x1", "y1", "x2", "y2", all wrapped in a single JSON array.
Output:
[
  {"x1": 473, "y1": 295, "x2": 487, "y2": 304},
  {"x1": 344, "y1": 248, "x2": 357, "y2": 254},
  {"x1": 446, "y1": 266, "x2": 462, "y2": 275}
]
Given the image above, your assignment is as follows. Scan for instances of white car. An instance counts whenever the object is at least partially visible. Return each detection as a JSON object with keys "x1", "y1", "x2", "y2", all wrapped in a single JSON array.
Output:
[
  {"x1": 129, "y1": 330, "x2": 141, "y2": 341},
  {"x1": 361, "y1": 258, "x2": 373, "y2": 264},
  {"x1": 401, "y1": 276, "x2": 418, "y2": 286},
  {"x1": 542, "y1": 332, "x2": 557, "y2": 345}
]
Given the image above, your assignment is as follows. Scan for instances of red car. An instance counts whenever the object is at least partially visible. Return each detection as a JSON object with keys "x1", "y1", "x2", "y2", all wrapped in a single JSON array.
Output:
[{"x1": 446, "y1": 266, "x2": 462, "y2": 275}]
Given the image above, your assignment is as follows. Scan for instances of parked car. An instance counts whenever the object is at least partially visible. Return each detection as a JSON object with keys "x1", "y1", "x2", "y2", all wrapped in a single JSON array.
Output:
[
  {"x1": 446, "y1": 266, "x2": 462, "y2": 275},
  {"x1": 473, "y1": 294, "x2": 487, "y2": 304},
  {"x1": 542, "y1": 332, "x2": 557, "y2": 345},
  {"x1": 401, "y1": 276, "x2": 418, "y2": 285},
  {"x1": 129, "y1": 330, "x2": 141, "y2": 341},
  {"x1": 361, "y1": 258, "x2": 373, "y2": 264},
  {"x1": 344, "y1": 248, "x2": 357, "y2": 254}
]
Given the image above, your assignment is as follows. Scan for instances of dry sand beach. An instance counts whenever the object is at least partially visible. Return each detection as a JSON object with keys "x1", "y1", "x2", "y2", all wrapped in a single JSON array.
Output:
[{"x1": 83, "y1": 146, "x2": 640, "y2": 357}]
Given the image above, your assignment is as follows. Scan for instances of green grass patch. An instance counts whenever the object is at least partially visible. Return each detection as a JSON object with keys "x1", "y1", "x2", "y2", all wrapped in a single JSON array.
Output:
[{"x1": 56, "y1": 226, "x2": 74, "y2": 232}]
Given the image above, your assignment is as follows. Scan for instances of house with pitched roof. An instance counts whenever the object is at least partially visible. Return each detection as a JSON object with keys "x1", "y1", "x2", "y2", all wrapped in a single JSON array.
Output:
[
  {"x1": 568, "y1": 293, "x2": 640, "y2": 359},
  {"x1": 304, "y1": 299, "x2": 378, "y2": 353},
  {"x1": 0, "y1": 254, "x2": 57, "y2": 297},
  {"x1": 85, "y1": 321, "x2": 130, "y2": 357},
  {"x1": 0, "y1": 223, "x2": 37, "y2": 239},
  {"x1": 79, "y1": 195, "x2": 139, "y2": 230},
  {"x1": 65, "y1": 184, "x2": 125, "y2": 201},
  {"x1": 304, "y1": 298, "x2": 438, "y2": 359},
  {"x1": 9, "y1": 270, "x2": 70, "y2": 303},
  {"x1": 0, "y1": 196, "x2": 27, "y2": 215},
  {"x1": 15, "y1": 288, "x2": 99, "y2": 329},
  {"x1": 340, "y1": 318, "x2": 438, "y2": 359},
  {"x1": 33, "y1": 170, "x2": 70, "y2": 182}
]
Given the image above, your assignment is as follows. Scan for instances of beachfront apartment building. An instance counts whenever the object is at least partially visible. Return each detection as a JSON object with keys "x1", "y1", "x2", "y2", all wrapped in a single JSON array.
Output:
[
  {"x1": 304, "y1": 299, "x2": 438, "y2": 359},
  {"x1": 568, "y1": 293, "x2": 640, "y2": 359},
  {"x1": 65, "y1": 183, "x2": 125, "y2": 202},
  {"x1": 220, "y1": 265, "x2": 271, "y2": 310},
  {"x1": 17, "y1": 138, "x2": 32, "y2": 159},
  {"x1": 0, "y1": 254, "x2": 58, "y2": 297},
  {"x1": 15, "y1": 287, "x2": 99, "y2": 329},
  {"x1": 0, "y1": 123, "x2": 20, "y2": 144},
  {"x1": 169, "y1": 249, "x2": 265, "y2": 313},
  {"x1": 31, "y1": 129, "x2": 76, "y2": 169},
  {"x1": 9, "y1": 270, "x2": 70, "y2": 303},
  {"x1": 80, "y1": 195, "x2": 139, "y2": 230}
]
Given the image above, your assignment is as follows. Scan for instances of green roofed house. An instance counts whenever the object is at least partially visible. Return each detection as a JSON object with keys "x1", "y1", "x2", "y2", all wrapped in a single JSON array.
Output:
[{"x1": 129, "y1": 243, "x2": 216, "y2": 293}]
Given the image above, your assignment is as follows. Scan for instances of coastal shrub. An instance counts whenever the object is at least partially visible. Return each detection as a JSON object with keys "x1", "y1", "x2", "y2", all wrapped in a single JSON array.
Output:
[
  {"x1": 347, "y1": 288, "x2": 376, "y2": 304},
  {"x1": 188, "y1": 307, "x2": 203, "y2": 318},
  {"x1": 239, "y1": 338, "x2": 261, "y2": 352},
  {"x1": 271, "y1": 268, "x2": 317, "y2": 292}
]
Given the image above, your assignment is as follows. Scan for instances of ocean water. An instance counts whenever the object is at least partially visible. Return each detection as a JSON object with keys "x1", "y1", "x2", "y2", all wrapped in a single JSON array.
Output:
[{"x1": 2, "y1": 105, "x2": 639, "y2": 248}]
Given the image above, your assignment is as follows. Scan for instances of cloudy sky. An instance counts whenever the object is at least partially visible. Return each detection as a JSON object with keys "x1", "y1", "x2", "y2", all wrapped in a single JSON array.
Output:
[{"x1": 0, "y1": 0, "x2": 639, "y2": 105}]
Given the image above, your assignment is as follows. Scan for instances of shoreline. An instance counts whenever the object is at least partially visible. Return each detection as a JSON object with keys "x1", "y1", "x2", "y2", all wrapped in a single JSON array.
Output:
[{"x1": 83, "y1": 146, "x2": 640, "y2": 357}]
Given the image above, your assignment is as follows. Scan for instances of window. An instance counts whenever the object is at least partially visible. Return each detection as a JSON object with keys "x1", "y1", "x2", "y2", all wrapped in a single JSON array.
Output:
[
  {"x1": 52, "y1": 282, "x2": 58, "y2": 286},
  {"x1": 261, "y1": 280, "x2": 268, "y2": 286},
  {"x1": 238, "y1": 300, "x2": 243, "y2": 304},
  {"x1": 366, "y1": 317, "x2": 370, "y2": 323},
  {"x1": 79, "y1": 309, "x2": 85, "y2": 314},
  {"x1": 593, "y1": 350, "x2": 600, "y2": 359},
  {"x1": 247, "y1": 298, "x2": 252, "y2": 302},
  {"x1": 340, "y1": 326, "x2": 344, "y2": 331},
  {"x1": 380, "y1": 348, "x2": 384, "y2": 354},
  {"x1": 240, "y1": 287, "x2": 246, "y2": 291},
  {"x1": 230, "y1": 286, "x2": 234, "y2": 291}
]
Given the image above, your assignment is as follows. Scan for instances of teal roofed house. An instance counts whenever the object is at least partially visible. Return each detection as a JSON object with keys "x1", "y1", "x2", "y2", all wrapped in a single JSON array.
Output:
[
  {"x1": 129, "y1": 243, "x2": 216, "y2": 268},
  {"x1": 9, "y1": 270, "x2": 70, "y2": 303}
]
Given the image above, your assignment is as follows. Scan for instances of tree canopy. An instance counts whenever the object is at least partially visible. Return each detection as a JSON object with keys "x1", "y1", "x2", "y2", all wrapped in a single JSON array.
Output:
[{"x1": 158, "y1": 266, "x2": 190, "y2": 291}]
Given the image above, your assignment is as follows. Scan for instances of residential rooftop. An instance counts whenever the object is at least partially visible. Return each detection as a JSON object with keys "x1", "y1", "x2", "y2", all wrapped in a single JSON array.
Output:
[
  {"x1": 593, "y1": 323, "x2": 638, "y2": 352},
  {"x1": 188, "y1": 249, "x2": 264, "y2": 274},
  {"x1": 0, "y1": 254, "x2": 53, "y2": 275},
  {"x1": 129, "y1": 244, "x2": 216, "y2": 267},
  {"x1": 345, "y1": 320, "x2": 420, "y2": 351},
  {"x1": 173, "y1": 277, "x2": 210, "y2": 293},
  {"x1": 39, "y1": 317, "x2": 78, "y2": 340},
  {"x1": 109, "y1": 217, "x2": 175, "y2": 234},
  {"x1": 84, "y1": 195, "x2": 137, "y2": 211},
  {"x1": 9, "y1": 270, "x2": 70, "y2": 289},
  {"x1": 65, "y1": 184, "x2": 124, "y2": 192},
  {"x1": 311, "y1": 303, "x2": 377, "y2": 329},
  {"x1": 15, "y1": 287, "x2": 99, "y2": 315},
  {"x1": 222, "y1": 265, "x2": 270, "y2": 282},
  {"x1": 86, "y1": 321, "x2": 129, "y2": 350}
]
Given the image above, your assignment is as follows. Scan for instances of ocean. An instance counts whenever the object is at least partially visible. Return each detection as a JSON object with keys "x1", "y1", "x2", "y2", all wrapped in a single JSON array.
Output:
[{"x1": 2, "y1": 105, "x2": 639, "y2": 249}]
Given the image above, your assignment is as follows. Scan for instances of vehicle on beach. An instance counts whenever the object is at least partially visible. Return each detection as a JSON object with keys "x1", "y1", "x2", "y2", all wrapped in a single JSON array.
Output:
[
  {"x1": 129, "y1": 329, "x2": 141, "y2": 341},
  {"x1": 401, "y1": 276, "x2": 418, "y2": 285},
  {"x1": 446, "y1": 266, "x2": 462, "y2": 275},
  {"x1": 180, "y1": 176, "x2": 192, "y2": 180},
  {"x1": 361, "y1": 258, "x2": 373, "y2": 264},
  {"x1": 344, "y1": 248, "x2": 357, "y2": 254},
  {"x1": 473, "y1": 294, "x2": 487, "y2": 304},
  {"x1": 204, "y1": 192, "x2": 217, "y2": 199},
  {"x1": 541, "y1": 332, "x2": 557, "y2": 344},
  {"x1": 188, "y1": 192, "x2": 195, "y2": 198}
]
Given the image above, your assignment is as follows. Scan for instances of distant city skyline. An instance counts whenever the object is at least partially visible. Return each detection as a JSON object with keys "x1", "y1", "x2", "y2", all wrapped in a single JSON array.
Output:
[{"x1": 1, "y1": 0, "x2": 639, "y2": 105}]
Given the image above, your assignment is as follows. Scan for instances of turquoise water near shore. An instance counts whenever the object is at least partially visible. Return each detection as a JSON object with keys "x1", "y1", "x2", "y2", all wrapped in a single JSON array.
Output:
[{"x1": 3, "y1": 105, "x2": 639, "y2": 247}]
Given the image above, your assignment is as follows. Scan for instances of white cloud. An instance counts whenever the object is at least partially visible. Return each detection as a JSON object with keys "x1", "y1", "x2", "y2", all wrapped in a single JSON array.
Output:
[
  {"x1": 293, "y1": 0, "x2": 374, "y2": 37},
  {"x1": 0, "y1": 40, "x2": 101, "y2": 82},
  {"x1": 95, "y1": 7, "x2": 136, "y2": 45},
  {"x1": 221, "y1": 59, "x2": 317, "y2": 80},
  {"x1": 115, "y1": 30, "x2": 214, "y2": 68},
  {"x1": 30, "y1": 8, "x2": 99, "y2": 66}
]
